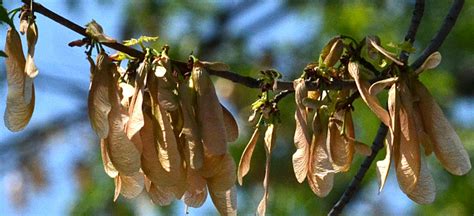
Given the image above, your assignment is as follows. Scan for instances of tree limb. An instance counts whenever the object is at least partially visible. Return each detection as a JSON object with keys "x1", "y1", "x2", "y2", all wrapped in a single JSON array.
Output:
[
  {"x1": 411, "y1": 0, "x2": 464, "y2": 69},
  {"x1": 21, "y1": 0, "x2": 356, "y2": 92}
]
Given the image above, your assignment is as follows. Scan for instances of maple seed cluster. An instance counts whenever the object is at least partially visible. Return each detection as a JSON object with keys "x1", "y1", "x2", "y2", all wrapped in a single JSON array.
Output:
[
  {"x1": 284, "y1": 35, "x2": 471, "y2": 205},
  {"x1": 87, "y1": 38, "x2": 239, "y2": 214}
]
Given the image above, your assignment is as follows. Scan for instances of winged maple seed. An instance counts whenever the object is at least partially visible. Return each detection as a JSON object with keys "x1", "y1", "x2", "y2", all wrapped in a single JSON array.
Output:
[
  {"x1": 4, "y1": 27, "x2": 35, "y2": 132},
  {"x1": 362, "y1": 52, "x2": 471, "y2": 204},
  {"x1": 84, "y1": 49, "x2": 238, "y2": 214}
]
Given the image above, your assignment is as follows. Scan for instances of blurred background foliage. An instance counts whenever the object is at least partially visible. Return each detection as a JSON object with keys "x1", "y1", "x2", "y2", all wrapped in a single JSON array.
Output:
[{"x1": 0, "y1": 0, "x2": 473, "y2": 215}]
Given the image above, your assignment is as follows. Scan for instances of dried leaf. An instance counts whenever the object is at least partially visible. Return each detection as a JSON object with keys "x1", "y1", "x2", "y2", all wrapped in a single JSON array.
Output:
[
  {"x1": 348, "y1": 62, "x2": 390, "y2": 127},
  {"x1": 208, "y1": 185, "x2": 237, "y2": 216},
  {"x1": 88, "y1": 53, "x2": 112, "y2": 138},
  {"x1": 4, "y1": 28, "x2": 34, "y2": 132},
  {"x1": 406, "y1": 157, "x2": 436, "y2": 204},
  {"x1": 237, "y1": 127, "x2": 260, "y2": 185},
  {"x1": 222, "y1": 104, "x2": 239, "y2": 142},
  {"x1": 414, "y1": 80, "x2": 471, "y2": 175},
  {"x1": 192, "y1": 61, "x2": 228, "y2": 155},
  {"x1": 119, "y1": 172, "x2": 144, "y2": 199},
  {"x1": 183, "y1": 168, "x2": 208, "y2": 208}
]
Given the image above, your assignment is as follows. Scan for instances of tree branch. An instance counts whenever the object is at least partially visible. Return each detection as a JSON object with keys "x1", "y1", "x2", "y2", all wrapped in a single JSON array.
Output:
[
  {"x1": 401, "y1": 0, "x2": 425, "y2": 62},
  {"x1": 22, "y1": 0, "x2": 356, "y2": 92},
  {"x1": 411, "y1": 0, "x2": 464, "y2": 69}
]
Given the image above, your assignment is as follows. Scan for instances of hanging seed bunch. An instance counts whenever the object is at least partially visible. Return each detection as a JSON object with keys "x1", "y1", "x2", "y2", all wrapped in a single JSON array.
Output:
[
  {"x1": 3, "y1": 7, "x2": 38, "y2": 132},
  {"x1": 287, "y1": 35, "x2": 470, "y2": 204},
  {"x1": 238, "y1": 69, "x2": 280, "y2": 215},
  {"x1": 83, "y1": 22, "x2": 240, "y2": 214}
]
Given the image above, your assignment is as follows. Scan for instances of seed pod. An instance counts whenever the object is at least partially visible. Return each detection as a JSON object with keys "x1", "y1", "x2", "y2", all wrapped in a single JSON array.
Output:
[
  {"x1": 140, "y1": 106, "x2": 181, "y2": 187},
  {"x1": 178, "y1": 78, "x2": 204, "y2": 170},
  {"x1": 415, "y1": 52, "x2": 442, "y2": 75},
  {"x1": 377, "y1": 84, "x2": 398, "y2": 192},
  {"x1": 406, "y1": 157, "x2": 436, "y2": 204},
  {"x1": 208, "y1": 185, "x2": 237, "y2": 216},
  {"x1": 395, "y1": 82, "x2": 420, "y2": 194},
  {"x1": 348, "y1": 62, "x2": 390, "y2": 127},
  {"x1": 292, "y1": 79, "x2": 311, "y2": 183},
  {"x1": 257, "y1": 124, "x2": 277, "y2": 216},
  {"x1": 366, "y1": 37, "x2": 403, "y2": 66},
  {"x1": 206, "y1": 153, "x2": 236, "y2": 192},
  {"x1": 183, "y1": 168, "x2": 208, "y2": 208},
  {"x1": 192, "y1": 61, "x2": 228, "y2": 155},
  {"x1": 157, "y1": 76, "x2": 179, "y2": 111},
  {"x1": 414, "y1": 80, "x2": 471, "y2": 175},
  {"x1": 25, "y1": 21, "x2": 39, "y2": 78},
  {"x1": 116, "y1": 172, "x2": 144, "y2": 199},
  {"x1": 323, "y1": 39, "x2": 344, "y2": 67},
  {"x1": 107, "y1": 64, "x2": 141, "y2": 175},
  {"x1": 320, "y1": 36, "x2": 340, "y2": 63},
  {"x1": 88, "y1": 53, "x2": 112, "y2": 138},
  {"x1": 237, "y1": 127, "x2": 260, "y2": 185},
  {"x1": 147, "y1": 181, "x2": 176, "y2": 206},
  {"x1": 221, "y1": 104, "x2": 239, "y2": 142},
  {"x1": 4, "y1": 28, "x2": 34, "y2": 132},
  {"x1": 100, "y1": 139, "x2": 118, "y2": 178},
  {"x1": 307, "y1": 112, "x2": 334, "y2": 197}
]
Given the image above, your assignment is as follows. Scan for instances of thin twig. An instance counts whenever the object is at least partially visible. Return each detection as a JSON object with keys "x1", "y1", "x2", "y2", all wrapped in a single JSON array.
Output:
[
  {"x1": 328, "y1": 0, "x2": 427, "y2": 215},
  {"x1": 401, "y1": 0, "x2": 425, "y2": 62},
  {"x1": 21, "y1": 0, "x2": 356, "y2": 92},
  {"x1": 411, "y1": 0, "x2": 464, "y2": 69}
]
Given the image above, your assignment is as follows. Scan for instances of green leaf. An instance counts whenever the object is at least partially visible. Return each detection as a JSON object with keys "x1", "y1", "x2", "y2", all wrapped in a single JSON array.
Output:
[{"x1": 123, "y1": 36, "x2": 159, "y2": 47}]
